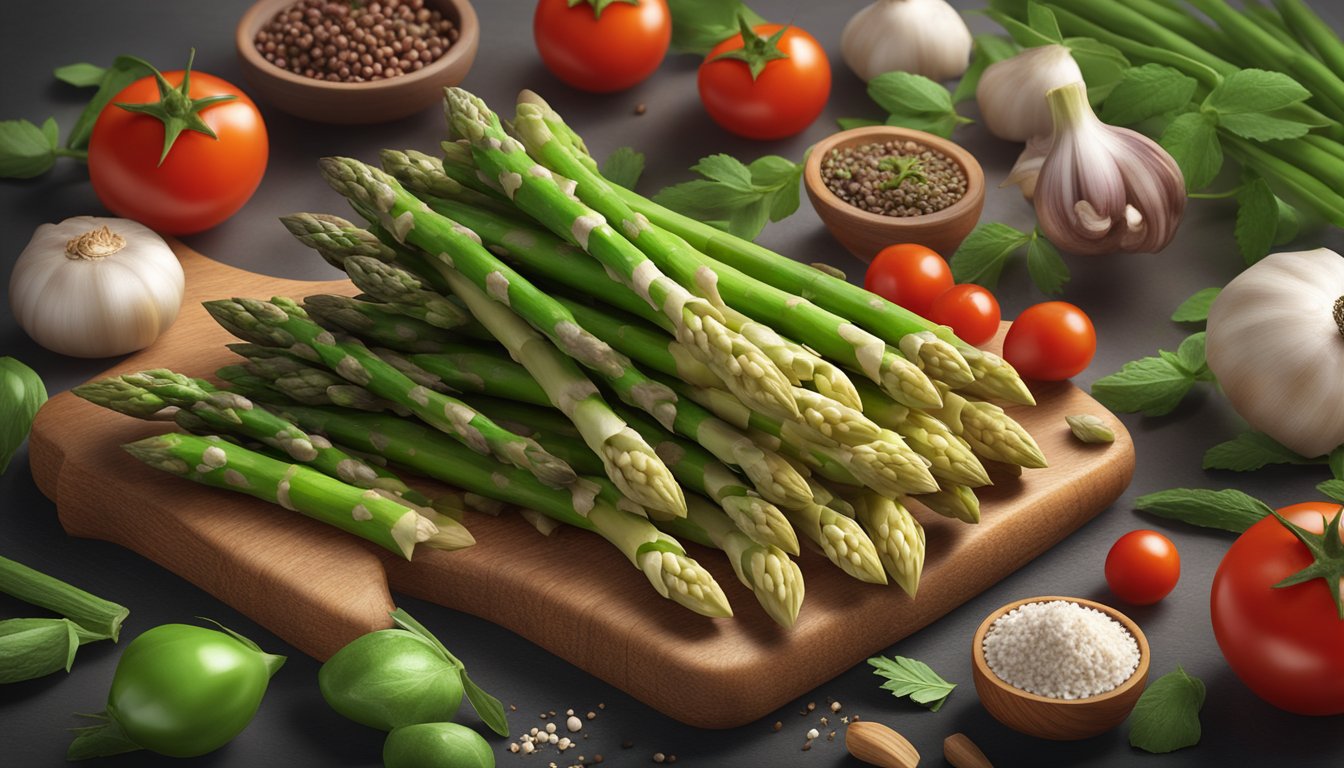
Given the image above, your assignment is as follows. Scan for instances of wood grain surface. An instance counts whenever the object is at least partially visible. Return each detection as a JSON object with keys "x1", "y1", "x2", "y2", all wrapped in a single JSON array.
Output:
[{"x1": 28, "y1": 242, "x2": 1135, "y2": 729}]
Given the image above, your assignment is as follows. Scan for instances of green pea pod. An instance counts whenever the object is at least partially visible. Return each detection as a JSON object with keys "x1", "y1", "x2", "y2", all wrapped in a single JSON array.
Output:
[
  {"x1": 384, "y1": 723, "x2": 495, "y2": 768},
  {"x1": 318, "y1": 629, "x2": 465, "y2": 730},
  {"x1": 0, "y1": 357, "x2": 47, "y2": 475},
  {"x1": 67, "y1": 621, "x2": 285, "y2": 760},
  {"x1": 0, "y1": 618, "x2": 99, "y2": 683},
  {"x1": 390, "y1": 609, "x2": 509, "y2": 737}
]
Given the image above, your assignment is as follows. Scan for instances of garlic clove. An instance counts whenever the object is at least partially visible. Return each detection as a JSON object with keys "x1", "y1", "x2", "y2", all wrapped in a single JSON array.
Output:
[
  {"x1": 842, "y1": 0, "x2": 972, "y2": 83},
  {"x1": 1001, "y1": 135, "x2": 1052, "y2": 201},
  {"x1": 977, "y1": 45, "x2": 1081, "y2": 143}
]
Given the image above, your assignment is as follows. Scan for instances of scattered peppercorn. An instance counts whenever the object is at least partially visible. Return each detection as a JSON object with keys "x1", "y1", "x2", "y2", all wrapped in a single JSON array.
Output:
[
  {"x1": 653, "y1": 752, "x2": 666, "y2": 763},
  {"x1": 635, "y1": 104, "x2": 647, "y2": 116},
  {"x1": 821, "y1": 140, "x2": 967, "y2": 217},
  {"x1": 772, "y1": 721, "x2": 783, "y2": 732}
]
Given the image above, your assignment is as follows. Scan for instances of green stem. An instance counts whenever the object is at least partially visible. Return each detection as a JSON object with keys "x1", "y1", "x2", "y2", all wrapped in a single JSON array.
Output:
[
  {"x1": 0, "y1": 556, "x2": 128, "y2": 641},
  {"x1": 1277, "y1": 0, "x2": 1344, "y2": 83}
]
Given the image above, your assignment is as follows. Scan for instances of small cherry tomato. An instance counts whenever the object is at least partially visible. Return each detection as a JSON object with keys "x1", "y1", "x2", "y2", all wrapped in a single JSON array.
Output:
[
  {"x1": 698, "y1": 23, "x2": 831, "y2": 140},
  {"x1": 534, "y1": 0, "x2": 671, "y2": 93},
  {"x1": 1002, "y1": 301, "x2": 1097, "y2": 380},
  {"x1": 927, "y1": 284, "x2": 1001, "y2": 346},
  {"x1": 863, "y1": 244, "x2": 953, "y2": 318},
  {"x1": 1105, "y1": 530, "x2": 1180, "y2": 605}
]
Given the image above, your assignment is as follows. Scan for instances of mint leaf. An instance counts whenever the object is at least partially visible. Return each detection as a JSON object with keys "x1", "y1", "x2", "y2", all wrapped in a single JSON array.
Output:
[
  {"x1": 1091, "y1": 355, "x2": 1195, "y2": 417},
  {"x1": 1218, "y1": 111, "x2": 1315, "y2": 141},
  {"x1": 1235, "y1": 176, "x2": 1279, "y2": 264},
  {"x1": 1129, "y1": 667, "x2": 1205, "y2": 753},
  {"x1": 601, "y1": 146, "x2": 645, "y2": 190},
  {"x1": 667, "y1": 0, "x2": 766, "y2": 55},
  {"x1": 1160, "y1": 112, "x2": 1223, "y2": 191},
  {"x1": 1171, "y1": 287, "x2": 1220, "y2": 323},
  {"x1": 53, "y1": 62, "x2": 106, "y2": 87},
  {"x1": 1101, "y1": 64, "x2": 1198, "y2": 125},
  {"x1": 868, "y1": 655, "x2": 956, "y2": 712},
  {"x1": 1175, "y1": 332, "x2": 1207, "y2": 375},
  {"x1": 1203, "y1": 431, "x2": 1320, "y2": 472},
  {"x1": 0, "y1": 119, "x2": 58, "y2": 179},
  {"x1": 1066, "y1": 37, "x2": 1130, "y2": 105},
  {"x1": 1205, "y1": 69, "x2": 1312, "y2": 115},
  {"x1": 1319, "y1": 479, "x2": 1344, "y2": 504},
  {"x1": 750, "y1": 155, "x2": 802, "y2": 221},
  {"x1": 953, "y1": 35, "x2": 1018, "y2": 104},
  {"x1": 653, "y1": 152, "x2": 802, "y2": 240},
  {"x1": 950, "y1": 223, "x2": 1032, "y2": 290},
  {"x1": 1027, "y1": 2, "x2": 1064, "y2": 42},
  {"x1": 1136, "y1": 488, "x2": 1272, "y2": 532},
  {"x1": 1025, "y1": 229, "x2": 1069, "y2": 295},
  {"x1": 868, "y1": 72, "x2": 956, "y2": 116},
  {"x1": 837, "y1": 117, "x2": 882, "y2": 130}
]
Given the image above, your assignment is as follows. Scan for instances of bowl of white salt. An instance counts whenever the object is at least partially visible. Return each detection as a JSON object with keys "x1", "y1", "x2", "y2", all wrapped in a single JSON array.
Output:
[{"x1": 971, "y1": 596, "x2": 1150, "y2": 740}]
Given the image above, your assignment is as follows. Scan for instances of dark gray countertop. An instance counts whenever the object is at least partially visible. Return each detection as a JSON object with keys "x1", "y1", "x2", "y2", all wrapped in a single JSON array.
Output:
[{"x1": 3, "y1": 1, "x2": 1342, "y2": 766}]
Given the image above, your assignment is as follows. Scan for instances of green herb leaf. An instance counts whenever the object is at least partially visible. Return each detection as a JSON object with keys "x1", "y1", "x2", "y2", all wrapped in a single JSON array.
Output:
[
  {"x1": 1129, "y1": 667, "x2": 1205, "y2": 753},
  {"x1": 1205, "y1": 69, "x2": 1312, "y2": 115},
  {"x1": 950, "y1": 222, "x2": 1032, "y2": 290},
  {"x1": 1160, "y1": 112, "x2": 1223, "y2": 191},
  {"x1": 0, "y1": 618, "x2": 83, "y2": 683},
  {"x1": 692, "y1": 153, "x2": 754, "y2": 189},
  {"x1": 885, "y1": 111, "x2": 964, "y2": 139},
  {"x1": 652, "y1": 152, "x2": 802, "y2": 240},
  {"x1": 1175, "y1": 332, "x2": 1207, "y2": 375},
  {"x1": 1091, "y1": 355, "x2": 1195, "y2": 417},
  {"x1": 1234, "y1": 175, "x2": 1278, "y2": 264},
  {"x1": 54, "y1": 62, "x2": 107, "y2": 87},
  {"x1": 0, "y1": 119, "x2": 59, "y2": 179},
  {"x1": 868, "y1": 655, "x2": 956, "y2": 712},
  {"x1": 66, "y1": 55, "x2": 154, "y2": 151},
  {"x1": 1219, "y1": 112, "x2": 1316, "y2": 141},
  {"x1": 837, "y1": 117, "x2": 882, "y2": 130},
  {"x1": 864, "y1": 72, "x2": 969, "y2": 138},
  {"x1": 667, "y1": 0, "x2": 766, "y2": 55},
  {"x1": 984, "y1": 9, "x2": 1058, "y2": 48},
  {"x1": 568, "y1": 0, "x2": 638, "y2": 19},
  {"x1": 1101, "y1": 64, "x2": 1199, "y2": 126},
  {"x1": 1273, "y1": 195, "x2": 1300, "y2": 247},
  {"x1": 1, "y1": 357, "x2": 48, "y2": 474},
  {"x1": 1065, "y1": 37, "x2": 1130, "y2": 105},
  {"x1": 1319, "y1": 479, "x2": 1344, "y2": 504},
  {"x1": 1026, "y1": 2, "x2": 1063, "y2": 42},
  {"x1": 1171, "y1": 287, "x2": 1220, "y2": 323},
  {"x1": 601, "y1": 146, "x2": 645, "y2": 190},
  {"x1": 953, "y1": 35, "x2": 1019, "y2": 104},
  {"x1": 389, "y1": 609, "x2": 509, "y2": 736},
  {"x1": 1330, "y1": 446, "x2": 1344, "y2": 481},
  {"x1": 1203, "y1": 431, "x2": 1320, "y2": 472},
  {"x1": 1135, "y1": 488, "x2": 1272, "y2": 533},
  {"x1": 1025, "y1": 229, "x2": 1069, "y2": 295}
]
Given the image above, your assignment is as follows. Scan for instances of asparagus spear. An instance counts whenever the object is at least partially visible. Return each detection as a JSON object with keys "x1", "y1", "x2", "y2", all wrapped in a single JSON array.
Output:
[
  {"x1": 442, "y1": 88, "x2": 801, "y2": 420},
  {"x1": 397, "y1": 346, "x2": 552, "y2": 407},
  {"x1": 852, "y1": 380, "x2": 990, "y2": 486},
  {"x1": 302, "y1": 294, "x2": 459, "y2": 353},
  {"x1": 339, "y1": 256, "x2": 472, "y2": 331},
  {"x1": 912, "y1": 483, "x2": 982, "y2": 525},
  {"x1": 928, "y1": 390, "x2": 1048, "y2": 469},
  {"x1": 123, "y1": 432, "x2": 456, "y2": 559},
  {"x1": 851, "y1": 492, "x2": 926, "y2": 597},
  {"x1": 204, "y1": 296, "x2": 576, "y2": 488},
  {"x1": 271, "y1": 404, "x2": 732, "y2": 617},
  {"x1": 787, "y1": 496, "x2": 887, "y2": 585},
  {"x1": 223, "y1": 349, "x2": 404, "y2": 414}
]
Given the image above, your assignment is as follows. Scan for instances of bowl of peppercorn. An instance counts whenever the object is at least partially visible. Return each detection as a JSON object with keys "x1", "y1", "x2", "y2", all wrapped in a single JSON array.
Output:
[
  {"x1": 236, "y1": 0, "x2": 479, "y2": 124},
  {"x1": 804, "y1": 125, "x2": 985, "y2": 262}
]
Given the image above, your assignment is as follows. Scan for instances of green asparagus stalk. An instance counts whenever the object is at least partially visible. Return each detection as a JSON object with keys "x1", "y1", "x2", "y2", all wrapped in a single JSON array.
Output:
[
  {"x1": 340, "y1": 256, "x2": 472, "y2": 331},
  {"x1": 0, "y1": 556, "x2": 128, "y2": 642},
  {"x1": 785, "y1": 496, "x2": 887, "y2": 585},
  {"x1": 271, "y1": 404, "x2": 732, "y2": 617},
  {"x1": 400, "y1": 346, "x2": 552, "y2": 407},
  {"x1": 303, "y1": 294, "x2": 459, "y2": 353},
  {"x1": 852, "y1": 380, "x2": 989, "y2": 486},
  {"x1": 852, "y1": 492, "x2": 926, "y2": 597},
  {"x1": 442, "y1": 88, "x2": 801, "y2": 420},
  {"x1": 912, "y1": 483, "x2": 982, "y2": 525},
  {"x1": 224, "y1": 348, "x2": 404, "y2": 414},
  {"x1": 123, "y1": 432, "x2": 456, "y2": 559},
  {"x1": 204, "y1": 296, "x2": 576, "y2": 487},
  {"x1": 552, "y1": 296, "x2": 722, "y2": 388},
  {"x1": 928, "y1": 389, "x2": 1048, "y2": 470}
]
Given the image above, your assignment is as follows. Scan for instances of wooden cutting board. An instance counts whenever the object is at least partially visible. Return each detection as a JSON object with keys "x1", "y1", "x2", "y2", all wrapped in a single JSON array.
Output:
[{"x1": 29, "y1": 242, "x2": 1134, "y2": 729}]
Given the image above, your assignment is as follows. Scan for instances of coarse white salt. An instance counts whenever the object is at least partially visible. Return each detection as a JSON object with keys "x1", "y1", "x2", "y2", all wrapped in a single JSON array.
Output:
[{"x1": 982, "y1": 600, "x2": 1140, "y2": 700}]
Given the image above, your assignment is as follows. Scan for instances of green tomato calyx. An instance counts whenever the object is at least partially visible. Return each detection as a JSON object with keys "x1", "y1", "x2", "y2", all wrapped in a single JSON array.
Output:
[
  {"x1": 113, "y1": 49, "x2": 238, "y2": 166},
  {"x1": 66, "y1": 712, "x2": 141, "y2": 761},
  {"x1": 709, "y1": 15, "x2": 790, "y2": 81},
  {"x1": 1271, "y1": 507, "x2": 1344, "y2": 620},
  {"x1": 569, "y1": 0, "x2": 638, "y2": 20}
]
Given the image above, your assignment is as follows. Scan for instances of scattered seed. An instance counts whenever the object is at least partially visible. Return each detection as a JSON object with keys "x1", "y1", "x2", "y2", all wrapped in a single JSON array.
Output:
[
  {"x1": 567, "y1": 709, "x2": 575, "y2": 716},
  {"x1": 772, "y1": 721, "x2": 783, "y2": 732},
  {"x1": 522, "y1": 742, "x2": 536, "y2": 755},
  {"x1": 599, "y1": 703, "x2": 606, "y2": 710},
  {"x1": 622, "y1": 740, "x2": 634, "y2": 749},
  {"x1": 653, "y1": 753, "x2": 666, "y2": 763},
  {"x1": 567, "y1": 715, "x2": 583, "y2": 732},
  {"x1": 587, "y1": 711, "x2": 597, "y2": 720},
  {"x1": 510, "y1": 743, "x2": 520, "y2": 753},
  {"x1": 509, "y1": 704, "x2": 518, "y2": 712},
  {"x1": 841, "y1": 716, "x2": 850, "y2": 724},
  {"x1": 828, "y1": 730, "x2": 836, "y2": 742},
  {"x1": 807, "y1": 702, "x2": 816, "y2": 713},
  {"x1": 594, "y1": 755, "x2": 604, "y2": 763},
  {"x1": 852, "y1": 714, "x2": 862, "y2": 722},
  {"x1": 830, "y1": 701, "x2": 843, "y2": 713},
  {"x1": 807, "y1": 728, "x2": 820, "y2": 740},
  {"x1": 635, "y1": 104, "x2": 647, "y2": 116},
  {"x1": 546, "y1": 723, "x2": 558, "y2": 734},
  {"x1": 540, "y1": 713, "x2": 550, "y2": 719},
  {"x1": 802, "y1": 742, "x2": 812, "y2": 752},
  {"x1": 668, "y1": 756, "x2": 677, "y2": 764}
]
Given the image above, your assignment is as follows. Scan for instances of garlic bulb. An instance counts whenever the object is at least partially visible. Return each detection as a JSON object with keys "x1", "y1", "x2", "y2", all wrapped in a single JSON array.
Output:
[
  {"x1": 1002, "y1": 135, "x2": 1052, "y2": 201},
  {"x1": 1206, "y1": 248, "x2": 1344, "y2": 458},
  {"x1": 10, "y1": 217, "x2": 184, "y2": 358},
  {"x1": 842, "y1": 0, "x2": 971, "y2": 83},
  {"x1": 977, "y1": 45, "x2": 1082, "y2": 143},
  {"x1": 1034, "y1": 82, "x2": 1186, "y2": 255}
]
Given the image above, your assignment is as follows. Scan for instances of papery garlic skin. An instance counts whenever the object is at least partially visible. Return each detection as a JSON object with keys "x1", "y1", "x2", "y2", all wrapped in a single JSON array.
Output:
[
  {"x1": 1206, "y1": 248, "x2": 1344, "y2": 458},
  {"x1": 10, "y1": 216, "x2": 184, "y2": 358},
  {"x1": 842, "y1": 0, "x2": 971, "y2": 82},
  {"x1": 1002, "y1": 135, "x2": 1052, "y2": 201},
  {"x1": 977, "y1": 45, "x2": 1082, "y2": 142},
  {"x1": 1035, "y1": 82, "x2": 1185, "y2": 255}
]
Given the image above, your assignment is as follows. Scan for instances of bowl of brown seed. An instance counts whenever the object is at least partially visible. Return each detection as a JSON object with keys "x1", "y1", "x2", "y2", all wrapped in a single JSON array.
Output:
[
  {"x1": 804, "y1": 126, "x2": 985, "y2": 262},
  {"x1": 236, "y1": 0, "x2": 479, "y2": 124}
]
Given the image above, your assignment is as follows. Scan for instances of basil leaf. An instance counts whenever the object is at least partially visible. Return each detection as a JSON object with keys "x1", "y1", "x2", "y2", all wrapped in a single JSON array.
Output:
[
  {"x1": 54, "y1": 62, "x2": 107, "y2": 88},
  {"x1": 1026, "y1": 2, "x2": 1063, "y2": 43},
  {"x1": 1171, "y1": 287, "x2": 1220, "y2": 323},
  {"x1": 1, "y1": 357, "x2": 48, "y2": 474},
  {"x1": 65, "y1": 55, "x2": 153, "y2": 151},
  {"x1": 1025, "y1": 230, "x2": 1069, "y2": 295},
  {"x1": 0, "y1": 119, "x2": 58, "y2": 179},
  {"x1": 868, "y1": 72, "x2": 956, "y2": 117},
  {"x1": 1160, "y1": 112, "x2": 1223, "y2": 191},
  {"x1": 1203, "y1": 431, "x2": 1320, "y2": 472},
  {"x1": 667, "y1": 0, "x2": 766, "y2": 55},
  {"x1": 950, "y1": 222, "x2": 1032, "y2": 290},
  {"x1": 601, "y1": 146, "x2": 645, "y2": 190},
  {"x1": 885, "y1": 110, "x2": 965, "y2": 139},
  {"x1": 653, "y1": 153, "x2": 802, "y2": 240},
  {"x1": 837, "y1": 117, "x2": 882, "y2": 130},
  {"x1": 1065, "y1": 37, "x2": 1130, "y2": 105},
  {"x1": 1101, "y1": 64, "x2": 1198, "y2": 126},
  {"x1": 1234, "y1": 176, "x2": 1278, "y2": 264},
  {"x1": 1091, "y1": 355, "x2": 1195, "y2": 417},
  {"x1": 868, "y1": 655, "x2": 956, "y2": 712},
  {"x1": 1319, "y1": 480, "x2": 1344, "y2": 504},
  {"x1": 0, "y1": 618, "x2": 82, "y2": 683},
  {"x1": 1129, "y1": 667, "x2": 1205, "y2": 753},
  {"x1": 1205, "y1": 69, "x2": 1312, "y2": 115},
  {"x1": 1135, "y1": 488, "x2": 1272, "y2": 533},
  {"x1": 953, "y1": 35, "x2": 1018, "y2": 104},
  {"x1": 1175, "y1": 332, "x2": 1207, "y2": 376}
]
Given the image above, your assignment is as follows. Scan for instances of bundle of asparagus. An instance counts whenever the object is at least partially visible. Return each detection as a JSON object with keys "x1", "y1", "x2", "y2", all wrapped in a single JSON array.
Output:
[{"x1": 76, "y1": 87, "x2": 1045, "y2": 628}]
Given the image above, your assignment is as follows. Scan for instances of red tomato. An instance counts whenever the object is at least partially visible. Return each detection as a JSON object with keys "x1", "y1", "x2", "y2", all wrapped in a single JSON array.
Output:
[
  {"x1": 1105, "y1": 530, "x2": 1180, "y2": 605},
  {"x1": 88, "y1": 71, "x2": 267, "y2": 235},
  {"x1": 698, "y1": 24, "x2": 831, "y2": 140},
  {"x1": 927, "y1": 284, "x2": 1001, "y2": 346},
  {"x1": 1002, "y1": 301, "x2": 1096, "y2": 381},
  {"x1": 1212, "y1": 502, "x2": 1344, "y2": 715},
  {"x1": 863, "y1": 244, "x2": 952, "y2": 318},
  {"x1": 534, "y1": 0, "x2": 670, "y2": 93}
]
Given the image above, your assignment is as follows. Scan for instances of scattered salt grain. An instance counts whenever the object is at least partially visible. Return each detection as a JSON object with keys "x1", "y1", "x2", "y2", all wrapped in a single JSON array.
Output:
[{"x1": 982, "y1": 600, "x2": 1140, "y2": 700}]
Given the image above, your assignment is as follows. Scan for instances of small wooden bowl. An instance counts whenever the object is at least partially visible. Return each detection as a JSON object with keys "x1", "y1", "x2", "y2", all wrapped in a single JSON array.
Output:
[
  {"x1": 235, "y1": 0, "x2": 479, "y2": 124},
  {"x1": 971, "y1": 596, "x2": 1150, "y2": 741},
  {"x1": 804, "y1": 126, "x2": 985, "y2": 262}
]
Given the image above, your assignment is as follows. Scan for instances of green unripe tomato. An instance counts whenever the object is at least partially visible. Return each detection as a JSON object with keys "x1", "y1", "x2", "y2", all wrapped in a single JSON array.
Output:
[
  {"x1": 319, "y1": 629, "x2": 464, "y2": 731},
  {"x1": 107, "y1": 623, "x2": 285, "y2": 757},
  {"x1": 384, "y1": 723, "x2": 495, "y2": 768}
]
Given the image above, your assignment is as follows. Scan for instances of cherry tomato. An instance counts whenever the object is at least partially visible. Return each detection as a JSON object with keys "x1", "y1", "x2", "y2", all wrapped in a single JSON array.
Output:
[
  {"x1": 698, "y1": 24, "x2": 831, "y2": 140},
  {"x1": 87, "y1": 69, "x2": 267, "y2": 235},
  {"x1": 1002, "y1": 301, "x2": 1096, "y2": 381},
  {"x1": 1105, "y1": 530, "x2": 1180, "y2": 605},
  {"x1": 534, "y1": 0, "x2": 671, "y2": 93},
  {"x1": 863, "y1": 244, "x2": 953, "y2": 318},
  {"x1": 927, "y1": 284, "x2": 1001, "y2": 346},
  {"x1": 1212, "y1": 502, "x2": 1344, "y2": 715}
]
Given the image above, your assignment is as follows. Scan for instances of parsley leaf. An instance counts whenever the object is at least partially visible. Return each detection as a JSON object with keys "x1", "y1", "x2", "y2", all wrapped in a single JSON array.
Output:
[
  {"x1": 1135, "y1": 488, "x2": 1272, "y2": 533},
  {"x1": 1203, "y1": 431, "x2": 1320, "y2": 472},
  {"x1": 1101, "y1": 64, "x2": 1198, "y2": 126},
  {"x1": 1129, "y1": 667, "x2": 1206, "y2": 754},
  {"x1": 1319, "y1": 479, "x2": 1344, "y2": 504},
  {"x1": 601, "y1": 146, "x2": 645, "y2": 190},
  {"x1": 1171, "y1": 287, "x2": 1220, "y2": 323},
  {"x1": 667, "y1": 0, "x2": 766, "y2": 55},
  {"x1": 1160, "y1": 112, "x2": 1223, "y2": 191},
  {"x1": 953, "y1": 35, "x2": 1018, "y2": 104},
  {"x1": 867, "y1": 655, "x2": 956, "y2": 712},
  {"x1": 652, "y1": 153, "x2": 803, "y2": 240},
  {"x1": 1091, "y1": 333, "x2": 1212, "y2": 417}
]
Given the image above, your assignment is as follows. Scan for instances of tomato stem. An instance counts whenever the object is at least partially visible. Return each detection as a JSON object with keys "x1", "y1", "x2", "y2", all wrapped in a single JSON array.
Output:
[
  {"x1": 575, "y1": 0, "x2": 639, "y2": 20},
  {"x1": 1270, "y1": 507, "x2": 1344, "y2": 619},
  {"x1": 708, "y1": 14, "x2": 790, "y2": 81},
  {"x1": 112, "y1": 49, "x2": 237, "y2": 167}
]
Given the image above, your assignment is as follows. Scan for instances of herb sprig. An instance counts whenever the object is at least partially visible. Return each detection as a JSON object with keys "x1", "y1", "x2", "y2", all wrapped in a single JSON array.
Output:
[
  {"x1": 652, "y1": 153, "x2": 803, "y2": 240},
  {"x1": 1128, "y1": 667, "x2": 1206, "y2": 753},
  {"x1": 867, "y1": 654, "x2": 956, "y2": 712}
]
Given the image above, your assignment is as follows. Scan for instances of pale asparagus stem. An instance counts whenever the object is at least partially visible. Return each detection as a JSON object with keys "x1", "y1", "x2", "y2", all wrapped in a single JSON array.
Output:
[
  {"x1": 552, "y1": 296, "x2": 722, "y2": 388},
  {"x1": 899, "y1": 331, "x2": 975, "y2": 387},
  {"x1": 896, "y1": 410, "x2": 991, "y2": 487},
  {"x1": 718, "y1": 304, "x2": 863, "y2": 409},
  {"x1": 203, "y1": 296, "x2": 577, "y2": 487},
  {"x1": 853, "y1": 492, "x2": 926, "y2": 597},
  {"x1": 342, "y1": 256, "x2": 471, "y2": 330},
  {"x1": 912, "y1": 484, "x2": 982, "y2": 524},
  {"x1": 122, "y1": 432, "x2": 447, "y2": 560},
  {"x1": 931, "y1": 389, "x2": 1048, "y2": 469},
  {"x1": 443, "y1": 88, "x2": 800, "y2": 420},
  {"x1": 786, "y1": 497, "x2": 887, "y2": 584},
  {"x1": 789, "y1": 386, "x2": 883, "y2": 446},
  {"x1": 956, "y1": 347, "x2": 1037, "y2": 406},
  {"x1": 273, "y1": 404, "x2": 731, "y2": 617},
  {"x1": 303, "y1": 294, "x2": 456, "y2": 353}
]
